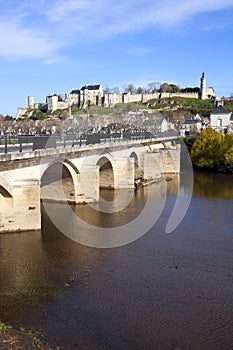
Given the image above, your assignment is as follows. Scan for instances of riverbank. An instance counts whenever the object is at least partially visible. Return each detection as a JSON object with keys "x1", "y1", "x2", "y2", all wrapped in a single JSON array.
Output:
[{"x1": 0, "y1": 323, "x2": 55, "y2": 350}]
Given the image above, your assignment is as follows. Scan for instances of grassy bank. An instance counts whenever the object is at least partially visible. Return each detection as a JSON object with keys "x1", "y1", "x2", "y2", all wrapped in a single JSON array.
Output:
[{"x1": 0, "y1": 322, "x2": 60, "y2": 350}]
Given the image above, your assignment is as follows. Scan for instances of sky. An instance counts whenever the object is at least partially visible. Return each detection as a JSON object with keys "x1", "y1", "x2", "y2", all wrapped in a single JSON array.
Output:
[{"x1": 1, "y1": 0, "x2": 233, "y2": 116}]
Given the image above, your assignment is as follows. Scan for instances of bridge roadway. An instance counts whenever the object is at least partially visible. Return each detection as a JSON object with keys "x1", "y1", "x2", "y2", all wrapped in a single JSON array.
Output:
[
  {"x1": 0, "y1": 131, "x2": 178, "y2": 154},
  {"x1": 0, "y1": 134, "x2": 180, "y2": 233}
]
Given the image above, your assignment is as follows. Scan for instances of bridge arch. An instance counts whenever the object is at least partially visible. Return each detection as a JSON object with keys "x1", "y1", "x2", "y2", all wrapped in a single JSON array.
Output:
[
  {"x1": 0, "y1": 185, "x2": 13, "y2": 198},
  {"x1": 129, "y1": 151, "x2": 139, "y2": 167},
  {"x1": 96, "y1": 155, "x2": 114, "y2": 189},
  {"x1": 41, "y1": 159, "x2": 79, "y2": 202},
  {"x1": 124, "y1": 148, "x2": 143, "y2": 168},
  {"x1": 0, "y1": 177, "x2": 13, "y2": 198},
  {"x1": 129, "y1": 151, "x2": 142, "y2": 181},
  {"x1": 63, "y1": 159, "x2": 80, "y2": 175}
]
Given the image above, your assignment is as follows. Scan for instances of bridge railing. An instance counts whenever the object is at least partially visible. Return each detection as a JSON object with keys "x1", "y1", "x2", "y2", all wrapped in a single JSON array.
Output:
[{"x1": 0, "y1": 130, "x2": 178, "y2": 154}]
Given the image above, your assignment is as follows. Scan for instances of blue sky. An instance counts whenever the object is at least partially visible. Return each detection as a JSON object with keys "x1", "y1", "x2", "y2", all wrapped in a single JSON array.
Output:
[{"x1": 1, "y1": 0, "x2": 233, "y2": 116}]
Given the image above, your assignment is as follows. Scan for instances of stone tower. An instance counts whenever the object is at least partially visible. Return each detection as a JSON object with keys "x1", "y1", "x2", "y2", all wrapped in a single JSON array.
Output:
[
  {"x1": 200, "y1": 72, "x2": 206, "y2": 100},
  {"x1": 28, "y1": 96, "x2": 34, "y2": 109},
  {"x1": 47, "y1": 95, "x2": 58, "y2": 112}
]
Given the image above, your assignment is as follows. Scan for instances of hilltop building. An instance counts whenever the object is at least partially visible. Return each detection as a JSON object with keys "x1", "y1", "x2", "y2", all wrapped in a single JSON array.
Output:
[
  {"x1": 15, "y1": 73, "x2": 216, "y2": 119},
  {"x1": 199, "y1": 72, "x2": 215, "y2": 100},
  {"x1": 47, "y1": 95, "x2": 69, "y2": 113},
  {"x1": 70, "y1": 84, "x2": 104, "y2": 108},
  {"x1": 102, "y1": 72, "x2": 215, "y2": 107}
]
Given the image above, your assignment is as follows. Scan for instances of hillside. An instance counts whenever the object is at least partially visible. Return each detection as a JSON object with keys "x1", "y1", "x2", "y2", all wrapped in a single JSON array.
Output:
[{"x1": 146, "y1": 97, "x2": 215, "y2": 116}]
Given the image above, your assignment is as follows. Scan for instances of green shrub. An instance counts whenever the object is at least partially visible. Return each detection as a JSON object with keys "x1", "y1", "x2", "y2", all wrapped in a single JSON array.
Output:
[{"x1": 190, "y1": 128, "x2": 233, "y2": 171}]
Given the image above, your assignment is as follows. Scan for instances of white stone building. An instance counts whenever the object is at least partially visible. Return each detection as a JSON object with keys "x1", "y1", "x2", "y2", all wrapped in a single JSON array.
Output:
[
  {"x1": 210, "y1": 105, "x2": 232, "y2": 133},
  {"x1": 180, "y1": 119, "x2": 203, "y2": 136},
  {"x1": 70, "y1": 84, "x2": 103, "y2": 108}
]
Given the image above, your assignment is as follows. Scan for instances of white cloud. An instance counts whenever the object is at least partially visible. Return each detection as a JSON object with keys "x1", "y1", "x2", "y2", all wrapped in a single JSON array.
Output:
[
  {"x1": 0, "y1": 21, "x2": 59, "y2": 59},
  {"x1": 33, "y1": 0, "x2": 233, "y2": 49},
  {"x1": 1, "y1": 0, "x2": 233, "y2": 60},
  {"x1": 147, "y1": 0, "x2": 233, "y2": 26},
  {"x1": 44, "y1": 0, "x2": 233, "y2": 31},
  {"x1": 47, "y1": 0, "x2": 91, "y2": 22}
]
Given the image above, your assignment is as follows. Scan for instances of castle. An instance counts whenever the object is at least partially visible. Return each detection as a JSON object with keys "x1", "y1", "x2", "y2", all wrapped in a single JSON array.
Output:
[{"x1": 16, "y1": 73, "x2": 215, "y2": 119}]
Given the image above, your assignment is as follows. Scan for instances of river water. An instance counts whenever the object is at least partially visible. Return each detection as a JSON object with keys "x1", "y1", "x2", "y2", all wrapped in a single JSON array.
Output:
[{"x1": 0, "y1": 172, "x2": 233, "y2": 350}]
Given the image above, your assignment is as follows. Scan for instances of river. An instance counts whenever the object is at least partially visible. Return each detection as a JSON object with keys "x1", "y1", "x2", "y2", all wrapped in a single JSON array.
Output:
[{"x1": 0, "y1": 172, "x2": 232, "y2": 350}]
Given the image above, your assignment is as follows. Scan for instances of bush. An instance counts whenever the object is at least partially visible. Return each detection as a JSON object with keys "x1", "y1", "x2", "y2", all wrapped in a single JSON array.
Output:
[
  {"x1": 225, "y1": 146, "x2": 233, "y2": 172},
  {"x1": 190, "y1": 128, "x2": 233, "y2": 171},
  {"x1": 30, "y1": 109, "x2": 47, "y2": 120}
]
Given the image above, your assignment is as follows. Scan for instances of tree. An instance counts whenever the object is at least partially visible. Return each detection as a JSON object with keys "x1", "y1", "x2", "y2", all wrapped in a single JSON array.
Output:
[
  {"x1": 136, "y1": 86, "x2": 144, "y2": 94},
  {"x1": 147, "y1": 82, "x2": 161, "y2": 93},
  {"x1": 103, "y1": 85, "x2": 111, "y2": 94},
  {"x1": 170, "y1": 84, "x2": 180, "y2": 93},
  {"x1": 30, "y1": 109, "x2": 47, "y2": 120},
  {"x1": 180, "y1": 87, "x2": 200, "y2": 93},
  {"x1": 159, "y1": 83, "x2": 169, "y2": 93},
  {"x1": 158, "y1": 83, "x2": 175, "y2": 93},
  {"x1": 190, "y1": 127, "x2": 225, "y2": 170},
  {"x1": 225, "y1": 146, "x2": 233, "y2": 172},
  {"x1": 4, "y1": 115, "x2": 14, "y2": 120},
  {"x1": 183, "y1": 136, "x2": 197, "y2": 152},
  {"x1": 112, "y1": 86, "x2": 120, "y2": 94},
  {"x1": 104, "y1": 86, "x2": 120, "y2": 94},
  {"x1": 125, "y1": 84, "x2": 136, "y2": 94}
]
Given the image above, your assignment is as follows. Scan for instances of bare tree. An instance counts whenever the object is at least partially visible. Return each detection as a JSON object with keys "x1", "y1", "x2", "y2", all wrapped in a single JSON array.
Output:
[
  {"x1": 125, "y1": 84, "x2": 136, "y2": 94},
  {"x1": 147, "y1": 82, "x2": 161, "y2": 93}
]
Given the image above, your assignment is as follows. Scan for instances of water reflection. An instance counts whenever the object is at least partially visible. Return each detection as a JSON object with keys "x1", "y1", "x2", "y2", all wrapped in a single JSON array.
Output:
[
  {"x1": 194, "y1": 171, "x2": 233, "y2": 199},
  {"x1": 0, "y1": 177, "x2": 180, "y2": 319},
  {"x1": 41, "y1": 177, "x2": 172, "y2": 248},
  {"x1": 1, "y1": 173, "x2": 232, "y2": 349}
]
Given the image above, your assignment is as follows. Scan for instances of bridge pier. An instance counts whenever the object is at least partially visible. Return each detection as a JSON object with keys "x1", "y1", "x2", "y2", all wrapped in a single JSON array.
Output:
[
  {"x1": 143, "y1": 152, "x2": 162, "y2": 182},
  {"x1": 0, "y1": 179, "x2": 40, "y2": 233},
  {"x1": 78, "y1": 165, "x2": 99, "y2": 203},
  {"x1": 143, "y1": 145, "x2": 180, "y2": 182},
  {"x1": 155, "y1": 145, "x2": 180, "y2": 174},
  {"x1": 113, "y1": 157, "x2": 135, "y2": 189}
]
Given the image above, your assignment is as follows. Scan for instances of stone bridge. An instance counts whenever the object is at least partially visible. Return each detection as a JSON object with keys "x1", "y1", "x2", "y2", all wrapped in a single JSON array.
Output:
[{"x1": 0, "y1": 136, "x2": 180, "y2": 233}]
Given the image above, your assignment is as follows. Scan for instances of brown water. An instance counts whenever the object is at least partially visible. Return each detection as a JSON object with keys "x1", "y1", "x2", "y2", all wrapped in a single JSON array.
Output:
[{"x1": 0, "y1": 172, "x2": 233, "y2": 350}]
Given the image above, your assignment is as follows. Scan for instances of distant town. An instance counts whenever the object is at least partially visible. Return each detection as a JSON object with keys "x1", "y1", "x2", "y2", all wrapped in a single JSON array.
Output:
[{"x1": 0, "y1": 73, "x2": 233, "y2": 137}]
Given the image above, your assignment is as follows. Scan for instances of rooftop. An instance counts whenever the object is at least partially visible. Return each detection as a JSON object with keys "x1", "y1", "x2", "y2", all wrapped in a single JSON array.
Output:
[
  {"x1": 184, "y1": 119, "x2": 202, "y2": 124},
  {"x1": 211, "y1": 105, "x2": 231, "y2": 115},
  {"x1": 80, "y1": 84, "x2": 102, "y2": 91}
]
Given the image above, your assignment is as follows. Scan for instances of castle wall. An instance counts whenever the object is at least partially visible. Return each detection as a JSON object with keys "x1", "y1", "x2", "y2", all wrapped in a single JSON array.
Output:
[
  {"x1": 142, "y1": 93, "x2": 160, "y2": 101},
  {"x1": 168, "y1": 92, "x2": 199, "y2": 99},
  {"x1": 124, "y1": 93, "x2": 142, "y2": 103},
  {"x1": 124, "y1": 91, "x2": 199, "y2": 104},
  {"x1": 57, "y1": 101, "x2": 69, "y2": 110},
  {"x1": 104, "y1": 93, "x2": 122, "y2": 107},
  {"x1": 48, "y1": 90, "x2": 202, "y2": 112}
]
